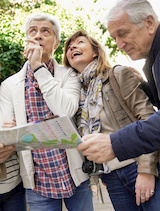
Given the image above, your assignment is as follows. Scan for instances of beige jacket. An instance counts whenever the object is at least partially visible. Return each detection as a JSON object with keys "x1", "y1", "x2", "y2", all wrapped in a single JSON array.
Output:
[
  {"x1": 0, "y1": 59, "x2": 89, "y2": 189},
  {"x1": 100, "y1": 65, "x2": 158, "y2": 176}
]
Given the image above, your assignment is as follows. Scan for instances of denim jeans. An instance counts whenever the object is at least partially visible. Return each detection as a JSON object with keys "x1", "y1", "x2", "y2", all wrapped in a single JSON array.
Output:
[
  {"x1": 101, "y1": 162, "x2": 160, "y2": 211},
  {"x1": 26, "y1": 179, "x2": 93, "y2": 211},
  {"x1": 0, "y1": 181, "x2": 27, "y2": 211}
]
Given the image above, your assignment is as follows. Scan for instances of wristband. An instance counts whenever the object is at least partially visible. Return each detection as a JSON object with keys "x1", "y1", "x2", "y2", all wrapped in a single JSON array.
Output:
[{"x1": 33, "y1": 64, "x2": 46, "y2": 73}]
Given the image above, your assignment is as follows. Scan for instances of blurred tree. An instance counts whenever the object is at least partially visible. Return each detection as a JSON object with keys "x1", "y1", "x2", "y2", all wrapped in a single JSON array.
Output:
[
  {"x1": 0, "y1": 0, "x2": 13, "y2": 15},
  {"x1": 0, "y1": 0, "x2": 44, "y2": 15},
  {"x1": 96, "y1": 21, "x2": 125, "y2": 60},
  {"x1": 0, "y1": 34, "x2": 26, "y2": 83},
  {"x1": 0, "y1": 0, "x2": 121, "y2": 81}
]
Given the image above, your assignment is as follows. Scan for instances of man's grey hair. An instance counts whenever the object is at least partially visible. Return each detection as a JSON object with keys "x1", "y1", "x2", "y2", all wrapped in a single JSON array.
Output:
[
  {"x1": 25, "y1": 13, "x2": 61, "y2": 41},
  {"x1": 104, "y1": 0, "x2": 159, "y2": 28}
]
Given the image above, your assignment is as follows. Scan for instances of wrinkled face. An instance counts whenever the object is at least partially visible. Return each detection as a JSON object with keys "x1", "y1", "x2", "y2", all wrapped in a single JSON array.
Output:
[
  {"x1": 27, "y1": 20, "x2": 59, "y2": 60},
  {"x1": 108, "y1": 13, "x2": 154, "y2": 60},
  {"x1": 66, "y1": 36, "x2": 97, "y2": 73}
]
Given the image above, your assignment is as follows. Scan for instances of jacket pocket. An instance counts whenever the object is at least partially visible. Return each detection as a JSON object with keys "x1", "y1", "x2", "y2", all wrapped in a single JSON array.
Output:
[{"x1": 105, "y1": 88, "x2": 132, "y2": 128}]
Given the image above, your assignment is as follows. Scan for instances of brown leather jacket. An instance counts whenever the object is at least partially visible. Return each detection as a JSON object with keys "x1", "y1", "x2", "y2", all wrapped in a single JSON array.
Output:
[{"x1": 100, "y1": 65, "x2": 158, "y2": 176}]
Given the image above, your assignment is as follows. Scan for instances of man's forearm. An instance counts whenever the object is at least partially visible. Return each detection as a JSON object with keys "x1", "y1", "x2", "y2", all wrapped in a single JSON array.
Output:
[{"x1": 110, "y1": 110, "x2": 160, "y2": 161}]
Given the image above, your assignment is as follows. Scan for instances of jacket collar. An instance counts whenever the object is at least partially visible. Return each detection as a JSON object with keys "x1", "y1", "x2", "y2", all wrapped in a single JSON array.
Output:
[
  {"x1": 102, "y1": 69, "x2": 109, "y2": 83},
  {"x1": 12, "y1": 61, "x2": 28, "y2": 84},
  {"x1": 143, "y1": 24, "x2": 160, "y2": 75},
  {"x1": 53, "y1": 59, "x2": 61, "y2": 78}
]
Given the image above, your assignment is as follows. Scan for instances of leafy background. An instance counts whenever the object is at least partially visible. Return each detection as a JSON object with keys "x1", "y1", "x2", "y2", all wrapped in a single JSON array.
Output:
[
  {"x1": 0, "y1": 0, "x2": 158, "y2": 82},
  {"x1": 0, "y1": 0, "x2": 121, "y2": 82}
]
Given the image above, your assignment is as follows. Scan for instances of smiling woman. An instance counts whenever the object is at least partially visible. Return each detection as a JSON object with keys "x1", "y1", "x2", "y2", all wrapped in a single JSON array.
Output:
[
  {"x1": 63, "y1": 29, "x2": 111, "y2": 73},
  {"x1": 66, "y1": 36, "x2": 97, "y2": 73}
]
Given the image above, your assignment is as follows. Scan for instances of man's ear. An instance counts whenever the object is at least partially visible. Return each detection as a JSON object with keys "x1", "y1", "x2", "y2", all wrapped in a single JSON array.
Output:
[
  {"x1": 146, "y1": 15, "x2": 157, "y2": 35},
  {"x1": 54, "y1": 40, "x2": 60, "y2": 50}
]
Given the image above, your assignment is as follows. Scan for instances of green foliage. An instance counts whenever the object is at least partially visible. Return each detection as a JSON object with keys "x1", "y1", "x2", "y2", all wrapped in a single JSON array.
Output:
[
  {"x1": 0, "y1": 34, "x2": 27, "y2": 82},
  {"x1": 96, "y1": 21, "x2": 107, "y2": 34},
  {"x1": 0, "y1": 0, "x2": 121, "y2": 81},
  {"x1": 0, "y1": 0, "x2": 45, "y2": 14},
  {"x1": 54, "y1": 32, "x2": 66, "y2": 64},
  {"x1": 0, "y1": 0, "x2": 88, "y2": 81},
  {"x1": 105, "y1": 37, "x2": 119, "y2": 57},
  {"x1": 95, "y1": 20, "x2": 126, "y2": 60},
  {"x1": 43, "y1": 0, "x2": 56, "y2": 6},
  {"x1": 105, "y1": 37, "x2": 126, "y2": 59},
  {"x1": 0, "y1": 0, "x2": 13, "y2": 15},
  {"x1": 0, "y1": 13, "x2": 26, "y2": 81}
]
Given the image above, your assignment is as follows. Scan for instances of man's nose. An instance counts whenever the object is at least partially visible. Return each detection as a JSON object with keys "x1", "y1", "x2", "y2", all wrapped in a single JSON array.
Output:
[
  {"x1": 116, "y1": 38, "x2": 126, "y2": 50},
  {"x1": 34, "y1": 31, "x2": 42, "y2": 40}
]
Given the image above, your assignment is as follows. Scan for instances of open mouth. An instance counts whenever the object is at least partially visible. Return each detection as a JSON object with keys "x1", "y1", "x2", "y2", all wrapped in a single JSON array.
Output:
[
  {"x1": 38, "y1": 43, "x2": 44, "y2": 47},
  {"x1": 72, "y1": 51, "x2": 82, "y2": 58}
]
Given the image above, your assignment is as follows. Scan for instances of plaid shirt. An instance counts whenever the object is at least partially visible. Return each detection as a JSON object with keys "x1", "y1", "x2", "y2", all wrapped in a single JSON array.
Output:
[{"x1": 25, "y1": 59, "x2": 76, "y2": 198}]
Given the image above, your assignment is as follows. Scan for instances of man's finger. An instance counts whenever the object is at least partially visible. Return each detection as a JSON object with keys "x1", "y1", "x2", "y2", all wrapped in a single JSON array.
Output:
[
  {"x1": 0, "y1": 143, "x2": 4, "y2": 148},
  {"x1": 81, "y1": 133, "x2": 95, "y2": 142},
  {"x1": 0, "y1": 149, "x2": 15, "y2": 163},
  {"x1": 27, "y1": 39, "x2": 40, "y2": 46},
  {"x1": 77, "y1": 142, "x2": 89, "y2": 151},
  {"x1": 0, "y1": 145, "x2": 15, "y2": 153}
]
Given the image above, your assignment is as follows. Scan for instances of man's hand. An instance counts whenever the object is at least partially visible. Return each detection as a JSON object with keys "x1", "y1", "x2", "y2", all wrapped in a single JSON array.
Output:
[
  {"x1": 0, "y1": 119, "x2": 17, "y2": 163},
  {"x1": 0, "y1": 143, "x2": 16, "y2": 163},
  {"x1": 77, "y1": 133, "x2": 116, "y2": 163},
  {"x1": 2, "y1": 119, "x2": 16, "y2": 129},
  {"x1": 129, "y1": 67, "x2": 144, "y2": 83},
  {"x1": 24, "y1": 39, "x2": 43, "y2": 70}
]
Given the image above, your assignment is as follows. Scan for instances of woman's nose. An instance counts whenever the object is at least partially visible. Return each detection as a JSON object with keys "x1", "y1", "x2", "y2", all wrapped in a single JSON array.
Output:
[{"x1": 70, "y1": 45, "x2": 76, "y2": 50}]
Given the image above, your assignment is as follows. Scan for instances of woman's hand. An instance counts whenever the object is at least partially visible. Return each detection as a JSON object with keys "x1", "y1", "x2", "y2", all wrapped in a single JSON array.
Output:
[{"x1": 135, "y1": 173, "x2": 155, "y2": 206}]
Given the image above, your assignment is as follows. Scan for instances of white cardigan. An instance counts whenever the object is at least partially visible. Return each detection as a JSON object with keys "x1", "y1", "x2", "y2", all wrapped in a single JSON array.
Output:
[{"x1": 0, "y1": 59, "x2": 89, "y2": 189}]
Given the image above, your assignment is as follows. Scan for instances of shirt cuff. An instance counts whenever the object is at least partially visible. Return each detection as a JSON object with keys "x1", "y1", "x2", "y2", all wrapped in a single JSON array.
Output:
[{"x1": 33, "y1": 64, "x2": 47, "y2": 73}]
